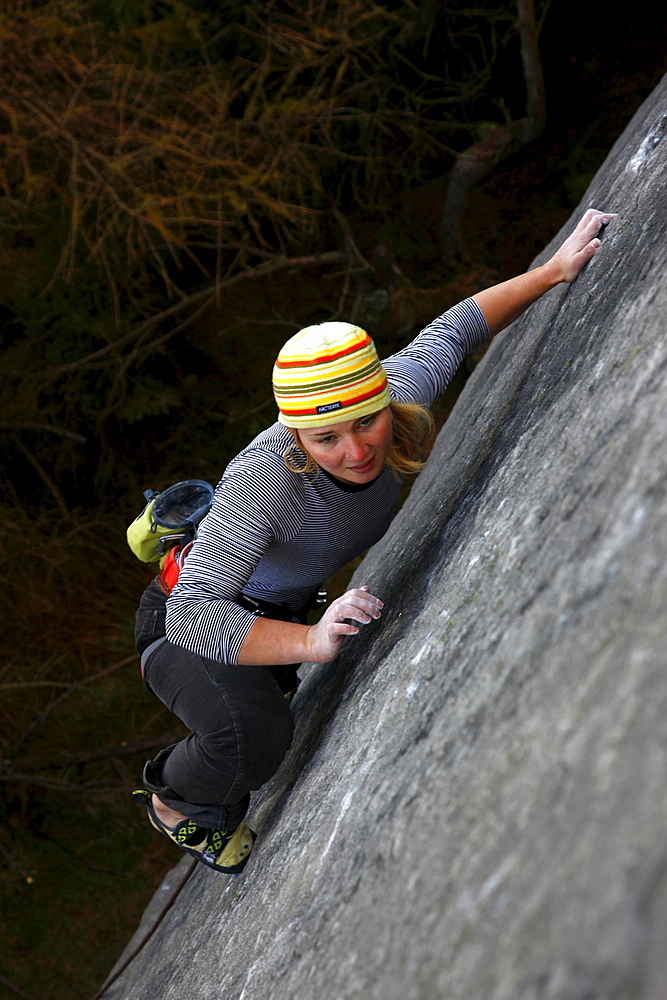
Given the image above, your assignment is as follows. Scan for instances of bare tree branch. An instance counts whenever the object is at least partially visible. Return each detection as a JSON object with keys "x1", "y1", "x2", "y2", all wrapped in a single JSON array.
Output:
[
  {"x1": 43, "y1": 250, "x2": 347, "y2": 377},
  {"x1": 0, "y1": 973, "x2": 39, "y2": 1000}
]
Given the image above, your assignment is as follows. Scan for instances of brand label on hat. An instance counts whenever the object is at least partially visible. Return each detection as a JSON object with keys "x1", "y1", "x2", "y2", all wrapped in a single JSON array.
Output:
[{"x1": 316, "y1": 401, "x2": 343, "y2": 414}]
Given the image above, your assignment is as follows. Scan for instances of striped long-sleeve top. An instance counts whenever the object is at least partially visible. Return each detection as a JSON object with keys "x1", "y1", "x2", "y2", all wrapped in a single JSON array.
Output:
[{"x1": 165, "y1": 298, "x2": 488, "y2": 663}]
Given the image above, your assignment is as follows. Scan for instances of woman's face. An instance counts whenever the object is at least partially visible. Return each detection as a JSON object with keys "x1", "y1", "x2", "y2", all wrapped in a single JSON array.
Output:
[{"x1": 297, "y1": 406, "x2": 393, "y2": 485}]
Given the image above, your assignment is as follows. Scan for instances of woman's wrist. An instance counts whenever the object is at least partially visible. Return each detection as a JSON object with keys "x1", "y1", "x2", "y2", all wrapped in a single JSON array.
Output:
[
  {"x1": 537, "y1": 257, "x2": 570, "y2": 289},
  {"x1": 237, "y1": 617, "x2": 314, "y2": 666},
  {"x1": 535, "y1": 258, "x2": 565, "y2": 289}
]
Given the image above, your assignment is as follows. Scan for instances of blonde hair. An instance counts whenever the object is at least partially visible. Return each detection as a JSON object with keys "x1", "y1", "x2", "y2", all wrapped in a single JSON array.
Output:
[
  {"x1": 283, "y1": 400, "x2": 435, "y2": 478},
  {"x1": 386, "y1": 400, "x2": 435, "y2": 476}
]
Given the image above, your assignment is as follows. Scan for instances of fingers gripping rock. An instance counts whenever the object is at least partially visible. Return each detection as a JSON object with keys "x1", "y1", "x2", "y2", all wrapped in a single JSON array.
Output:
[{"x1": 551, "y1": 209, "x2": 617, "y2": 282}]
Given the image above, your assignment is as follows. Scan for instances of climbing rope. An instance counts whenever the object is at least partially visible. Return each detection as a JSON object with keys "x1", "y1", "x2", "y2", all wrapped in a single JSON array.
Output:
[{"x1": 90, "y1": 858, "x2": 198, "y2": 1000}]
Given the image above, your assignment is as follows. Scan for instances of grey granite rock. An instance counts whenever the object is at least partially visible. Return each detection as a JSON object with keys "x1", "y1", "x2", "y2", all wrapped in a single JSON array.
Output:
[{"x1": 104, "y1": 75, "x2": 667, "y2": 1000}]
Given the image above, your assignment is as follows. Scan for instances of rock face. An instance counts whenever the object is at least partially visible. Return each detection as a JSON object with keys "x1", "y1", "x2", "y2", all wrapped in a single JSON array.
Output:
[{"x1": 106, "y1": 78, "x2": 667, "y2": 1000}]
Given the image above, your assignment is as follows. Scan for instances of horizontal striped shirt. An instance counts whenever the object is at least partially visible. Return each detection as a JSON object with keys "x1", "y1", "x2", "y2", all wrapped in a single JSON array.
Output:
[{"x1": 166, "y1": 298, "x2": 488, "y2": 663}]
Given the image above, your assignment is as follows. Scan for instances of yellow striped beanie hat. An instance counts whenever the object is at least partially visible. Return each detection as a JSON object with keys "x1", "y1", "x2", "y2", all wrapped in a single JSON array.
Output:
[{"x1": 273, "y1": 321, "x2": 391, "y2": 428}]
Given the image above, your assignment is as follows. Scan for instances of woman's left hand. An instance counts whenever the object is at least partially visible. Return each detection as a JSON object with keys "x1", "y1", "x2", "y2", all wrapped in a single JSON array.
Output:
[
  {"x1": 473, "y1": 208, "x2": 618, "y2": 338},
  {"x1": 547, "y1": 208, "x2": 617, "y2": 283}
]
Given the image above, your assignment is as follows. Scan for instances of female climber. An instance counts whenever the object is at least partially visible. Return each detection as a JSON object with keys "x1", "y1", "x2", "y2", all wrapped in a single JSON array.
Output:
[{"x1": 132, "y1": 208, "x2": 615, "y2": 874}]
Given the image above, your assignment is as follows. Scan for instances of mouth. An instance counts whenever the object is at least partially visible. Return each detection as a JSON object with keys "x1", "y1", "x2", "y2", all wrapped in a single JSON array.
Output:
[{"x1": 347, "y1": 456, "x2": 376, "y2": 474}]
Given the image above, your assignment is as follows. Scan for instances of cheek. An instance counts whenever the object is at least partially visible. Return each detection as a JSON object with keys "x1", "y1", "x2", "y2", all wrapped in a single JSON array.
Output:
[
  {"x1": 378, "y1": 413, "x2": 394, "y2": 448},
  {"x1": 297, "y1": 434, "x2": 332, "y2": 466},
  {"x1": 321, "y1": 448, "x2": 344, "y2": 469},
  {"x1": 308, "y1": 443, "x2": 342, "y2": 469},
  {"x1": 377, "y1": 417, "x2": 393, "y2": 451}
]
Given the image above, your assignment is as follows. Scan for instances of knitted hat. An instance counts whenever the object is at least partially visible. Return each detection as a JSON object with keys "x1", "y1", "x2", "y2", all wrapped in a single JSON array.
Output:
[{"x1": 273, "y1": 321, "x2": 391, "y2": 428}]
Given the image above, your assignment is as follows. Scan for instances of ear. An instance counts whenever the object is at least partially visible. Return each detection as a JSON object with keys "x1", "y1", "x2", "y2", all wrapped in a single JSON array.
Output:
[
  {"x1": 288, "y1": 427, "x2": 303, "y2": 449},
  {"x1": 289, "y1": 426, "x2": 312, "y2": 461}
]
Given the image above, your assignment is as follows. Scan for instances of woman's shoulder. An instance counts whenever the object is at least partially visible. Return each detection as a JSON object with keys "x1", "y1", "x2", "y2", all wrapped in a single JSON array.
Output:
[
  {"x1": 202, "y1": 423, "x2": 306, "y2": 537},
  {"x1": 225, "y1": 421, "x2": 292, "y2": 468},
  {"x1": 222, "y1": 422, "x2": 305, "y2": 494}
]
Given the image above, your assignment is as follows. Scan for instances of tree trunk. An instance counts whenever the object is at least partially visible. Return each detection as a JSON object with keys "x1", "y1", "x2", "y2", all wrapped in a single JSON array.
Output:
[{"x1": 441, "y1": 0, "x2": 547, "y2": 266}]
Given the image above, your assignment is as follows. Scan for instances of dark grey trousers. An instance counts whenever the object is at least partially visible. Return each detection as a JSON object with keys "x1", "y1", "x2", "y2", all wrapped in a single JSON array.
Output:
[{"x1": 135, "y1": 580, "x2": 301, "y2": 831}]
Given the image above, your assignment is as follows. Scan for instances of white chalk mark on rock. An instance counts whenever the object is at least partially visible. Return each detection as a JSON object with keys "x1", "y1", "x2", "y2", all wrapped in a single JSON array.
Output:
[{"x1": 626, "y1": 113, "x2": 667, "y2": 172}]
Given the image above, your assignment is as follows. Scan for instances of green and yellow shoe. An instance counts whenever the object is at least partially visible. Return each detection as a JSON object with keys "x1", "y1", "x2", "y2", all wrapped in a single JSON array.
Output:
[{"x1": 132, "y1": 788, "x2": 255, "y2": 874}]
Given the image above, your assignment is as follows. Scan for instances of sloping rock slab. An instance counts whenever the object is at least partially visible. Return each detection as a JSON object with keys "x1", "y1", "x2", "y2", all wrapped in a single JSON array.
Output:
[{"x1": 105, "y1": 75, "x2": 667, "y2": 1000}]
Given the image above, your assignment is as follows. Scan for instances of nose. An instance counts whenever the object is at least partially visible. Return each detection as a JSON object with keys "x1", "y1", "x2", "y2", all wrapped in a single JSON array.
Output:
[{"x1": 346, "y1": 435, "x2": 367, "y2": 463}]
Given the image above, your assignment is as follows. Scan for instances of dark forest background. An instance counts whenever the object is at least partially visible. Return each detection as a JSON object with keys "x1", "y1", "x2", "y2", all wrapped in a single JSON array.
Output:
[{"x1": 0, "y1": 2, "x2": 665, "y2": 998}]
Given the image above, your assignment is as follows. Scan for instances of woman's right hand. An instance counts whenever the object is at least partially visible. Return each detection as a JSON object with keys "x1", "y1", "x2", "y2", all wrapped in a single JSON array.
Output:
[{"x1": 306, "y1": 586, "x2": 384, "y2": 663}]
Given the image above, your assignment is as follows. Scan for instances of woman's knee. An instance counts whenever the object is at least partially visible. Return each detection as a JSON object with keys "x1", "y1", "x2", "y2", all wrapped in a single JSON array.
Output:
[
  {"x1": 146, "y1": 650, "x2": 296, "y2": 793},
  {"x1": 229, "y1": 700, "x2": 295, "y2": 787}
]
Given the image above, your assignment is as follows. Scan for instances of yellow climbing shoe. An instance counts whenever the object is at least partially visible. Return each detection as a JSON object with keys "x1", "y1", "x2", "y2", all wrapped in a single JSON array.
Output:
[{"x1": 132, "y1": 788, "x2": 256, "y2": 874}]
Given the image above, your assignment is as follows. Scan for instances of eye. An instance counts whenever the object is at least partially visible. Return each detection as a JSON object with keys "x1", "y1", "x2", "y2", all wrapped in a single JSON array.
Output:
[{"x1": 358, "y1": 414, "x2": 376, "y2": 429}]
